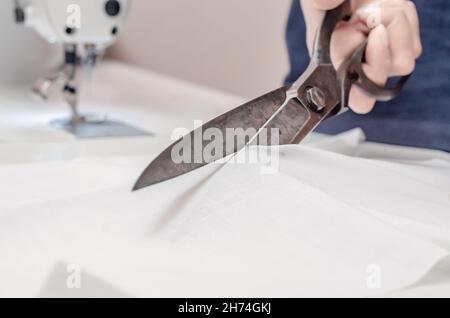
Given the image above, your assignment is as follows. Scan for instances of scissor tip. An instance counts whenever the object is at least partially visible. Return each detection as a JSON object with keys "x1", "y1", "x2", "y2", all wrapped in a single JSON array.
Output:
[
  {"x1": 132, "y1": 175, "x2": 162, "y2": 192},
  {"x1": 131, "y1": 177, "x2": 146, "y2": 192}
]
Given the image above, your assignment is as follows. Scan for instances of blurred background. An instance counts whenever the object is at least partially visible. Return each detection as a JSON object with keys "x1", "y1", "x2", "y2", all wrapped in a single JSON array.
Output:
[
  {"x1": 0, "y1": 1, "x2": 61, "y2": 86},
  {"x1": 110, "y1": 0, "x2": 292, "y2": 97},
  {"x1": 0, "y1": 0, "x2": 292, "y2": 98}
]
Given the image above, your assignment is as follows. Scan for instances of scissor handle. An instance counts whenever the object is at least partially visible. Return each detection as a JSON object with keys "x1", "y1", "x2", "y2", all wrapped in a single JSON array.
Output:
[
  {"x1": 313, "y1": 0, "x2": 352, "y2": 64},
  {"x1": 337, "y1": 41, "x2": 411, "y2": 109},
  {"x1": 314, "y1": 0, "x2": 411, "y2": 110}
]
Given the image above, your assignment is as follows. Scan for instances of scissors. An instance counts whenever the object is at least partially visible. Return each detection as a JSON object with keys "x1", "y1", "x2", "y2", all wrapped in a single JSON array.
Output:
[{"x1": 133, "y1": 0, "x2": 410, "y2": 191}]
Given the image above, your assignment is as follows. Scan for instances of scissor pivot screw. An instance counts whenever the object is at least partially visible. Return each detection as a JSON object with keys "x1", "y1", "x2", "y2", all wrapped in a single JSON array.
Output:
[{"x1": 306, "y1": 87, "x2": 326, "y2": 112}]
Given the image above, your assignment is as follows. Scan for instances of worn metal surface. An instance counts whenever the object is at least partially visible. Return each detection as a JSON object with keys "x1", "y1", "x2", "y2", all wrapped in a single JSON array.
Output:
[
  {"x1": 133, "y1": 0, "x2": 411, "y2": 190},
  {"x1": 133, "y1": 87, "x2": 311, "y2": 189}
]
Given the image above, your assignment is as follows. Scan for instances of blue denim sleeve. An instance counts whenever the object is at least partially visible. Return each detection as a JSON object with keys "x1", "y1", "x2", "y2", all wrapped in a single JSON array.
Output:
[{"x1": 285, "y1": 0, "x2": 450, "y2": 152}]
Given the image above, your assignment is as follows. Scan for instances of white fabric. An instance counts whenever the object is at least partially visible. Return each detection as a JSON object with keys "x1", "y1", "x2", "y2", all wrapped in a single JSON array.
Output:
[{"x1": 0, "y1": 129, "x2": 449, "y2": 297}]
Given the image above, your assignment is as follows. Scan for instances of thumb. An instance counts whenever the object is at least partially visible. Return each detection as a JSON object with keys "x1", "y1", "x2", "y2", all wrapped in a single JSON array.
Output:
[{"x1": 302, "y1": 0, "x2": 347, "y2": 54}]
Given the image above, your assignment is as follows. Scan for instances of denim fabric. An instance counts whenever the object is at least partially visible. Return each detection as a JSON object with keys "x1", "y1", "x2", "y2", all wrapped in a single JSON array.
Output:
[{"x1": 285, "y1": 0, "x2": 450, "y2": 151}]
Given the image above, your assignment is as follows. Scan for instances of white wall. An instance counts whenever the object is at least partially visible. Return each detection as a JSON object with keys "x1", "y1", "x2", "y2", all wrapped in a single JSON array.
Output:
[{"x1": 110, "y1": 0, "x2": 293, "y2": 98}]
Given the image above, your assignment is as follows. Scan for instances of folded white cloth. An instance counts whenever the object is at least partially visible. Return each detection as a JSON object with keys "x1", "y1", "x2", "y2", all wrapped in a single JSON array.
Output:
[{"x1": 0, "y1": 130, "x2": 449, "y2": 297}]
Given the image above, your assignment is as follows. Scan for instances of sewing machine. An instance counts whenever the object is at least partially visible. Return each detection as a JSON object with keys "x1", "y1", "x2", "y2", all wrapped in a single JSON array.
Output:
[{"x1": 13, "y1": 0, "x2": 149, "y2": 138}]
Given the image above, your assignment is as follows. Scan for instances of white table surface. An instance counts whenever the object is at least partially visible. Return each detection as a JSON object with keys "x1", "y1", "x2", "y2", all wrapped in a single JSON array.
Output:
[{"x1": 0, "y1": 61, "x2": 449, "y2": 298}]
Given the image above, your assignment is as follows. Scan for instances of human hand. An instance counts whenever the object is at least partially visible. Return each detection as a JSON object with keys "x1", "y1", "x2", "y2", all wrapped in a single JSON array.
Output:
[{"x1": 301, "y1": 0, "x2": 422, "y2": 113}]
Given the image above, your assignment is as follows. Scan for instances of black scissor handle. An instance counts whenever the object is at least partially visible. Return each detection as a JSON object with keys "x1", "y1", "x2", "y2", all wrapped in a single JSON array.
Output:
[
  {"x1": 313, "y1": 0, "x2": 352, "y2": 64},
  {"x1": 337, "y1": 41, "x2": 411, "y2": 109},
  {"x1": 314, "y1": 0, "x2": 411, "y2": 109}
]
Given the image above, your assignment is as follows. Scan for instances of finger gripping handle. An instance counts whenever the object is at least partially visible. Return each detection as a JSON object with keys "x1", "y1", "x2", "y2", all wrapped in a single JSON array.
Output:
[
  {"x1": 313, "y1": 0, "x2": 352, "y2": 63},
  {"x1": 337, "y1": 41, "x2": 411, "y2": 109},
  {"x1": 313, "y1": 0, "x2": 411, "y2": 110}
]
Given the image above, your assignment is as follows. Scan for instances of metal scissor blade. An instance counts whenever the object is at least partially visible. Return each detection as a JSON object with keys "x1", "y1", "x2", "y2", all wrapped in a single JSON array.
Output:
[{"x1": 133, "y1": 86, "x2": 314, "y2": 190}]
